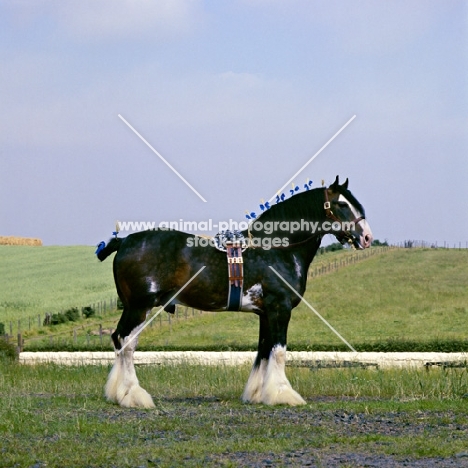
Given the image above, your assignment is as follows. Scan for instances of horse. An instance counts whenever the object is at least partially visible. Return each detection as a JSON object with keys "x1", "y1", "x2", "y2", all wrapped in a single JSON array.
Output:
[{"x1": 97, "y1": 176, "x2": 373, "y2": 408}]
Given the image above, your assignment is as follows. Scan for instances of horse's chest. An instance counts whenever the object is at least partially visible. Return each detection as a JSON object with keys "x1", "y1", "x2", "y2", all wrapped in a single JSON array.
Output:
[{"x1": 240, "y1": 283, "x2": 263, "y2": 312}]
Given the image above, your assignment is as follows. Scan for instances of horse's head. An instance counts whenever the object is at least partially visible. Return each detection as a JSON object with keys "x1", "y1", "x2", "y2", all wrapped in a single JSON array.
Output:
[{"x1": 325, "y1": 176, "x2": 373, "y2": 250}]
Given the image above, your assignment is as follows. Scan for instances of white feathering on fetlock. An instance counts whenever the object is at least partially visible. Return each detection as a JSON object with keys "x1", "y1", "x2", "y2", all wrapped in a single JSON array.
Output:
[
  {"x1": 242, "y1": 359, "x2": 267, "y2": 403},
  {"x1": 261, "y1": 345, "x2": 306, "y2": 406}
]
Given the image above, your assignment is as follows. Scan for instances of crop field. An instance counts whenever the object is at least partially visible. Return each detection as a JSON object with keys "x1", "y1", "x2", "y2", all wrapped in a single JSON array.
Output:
[{"x1": 0, "y1": 245, "x2": 116, "y2": 326}]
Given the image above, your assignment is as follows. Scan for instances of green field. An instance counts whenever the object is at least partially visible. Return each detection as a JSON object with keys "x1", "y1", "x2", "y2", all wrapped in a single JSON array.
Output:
[
  {"x1": 1, "y1": 359, "x2": 468, "y2": 467},
  {"x1": 0, "y1": 245, "x2": 116, "y2": 324},
  {"x1": 137, "y1": 247, "x2": 468, "y2": 351},
  {"x1": 1, "y1": 247, "x2": 468, "y2": 466},
  {"x1": 1, "y1": 246, "x2": 468, "y2": 351}
]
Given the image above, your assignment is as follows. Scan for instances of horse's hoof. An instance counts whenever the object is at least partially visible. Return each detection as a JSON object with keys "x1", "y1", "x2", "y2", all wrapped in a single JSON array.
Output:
[{"x1": 119, "y1": 386, "x2": 156, "y2": 408}]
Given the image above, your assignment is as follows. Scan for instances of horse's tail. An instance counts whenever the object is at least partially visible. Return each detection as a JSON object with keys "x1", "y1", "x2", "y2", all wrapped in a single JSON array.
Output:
[{"x1": 95, "y1": 237, "x2": 122, "y2": 261}]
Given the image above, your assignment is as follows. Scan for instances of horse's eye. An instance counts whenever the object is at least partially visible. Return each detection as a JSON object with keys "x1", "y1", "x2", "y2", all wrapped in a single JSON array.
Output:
[{"x1": 337, "y1": 201, "x2": 348, "y2": 208}]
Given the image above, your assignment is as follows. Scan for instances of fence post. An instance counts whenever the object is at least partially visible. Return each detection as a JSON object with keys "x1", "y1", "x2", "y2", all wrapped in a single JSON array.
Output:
[
  {"x1": 99, "y1": 324, "x2": 103, "y2": 346},
  {"x1": 17, "y1": 333, "x2": 23, "y2": 354}
]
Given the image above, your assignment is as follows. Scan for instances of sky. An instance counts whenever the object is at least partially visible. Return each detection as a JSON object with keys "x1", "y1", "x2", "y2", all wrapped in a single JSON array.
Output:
[{"x1": 1, "y1": 0, "x2": 467, "y2": 247}]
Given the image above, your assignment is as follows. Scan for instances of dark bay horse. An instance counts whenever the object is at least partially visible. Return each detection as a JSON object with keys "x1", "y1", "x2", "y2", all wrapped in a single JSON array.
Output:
[{"x1": 97, "y1": 176, "x2": 373, "y2": 407}]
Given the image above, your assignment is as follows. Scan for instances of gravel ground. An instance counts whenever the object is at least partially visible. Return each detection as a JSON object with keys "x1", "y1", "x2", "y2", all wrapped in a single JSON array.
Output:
[
  {"x1": 206, "y1": 450, "x2": 468, "y2": 467},
  {"x1": 203, "y1": 407, "x2": 468, "y2": 467},
  {"x1": 122, "y1": 397, "x2": 468, "y2": 468}
]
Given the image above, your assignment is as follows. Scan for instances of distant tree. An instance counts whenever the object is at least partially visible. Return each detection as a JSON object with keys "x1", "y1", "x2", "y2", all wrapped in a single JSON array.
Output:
[
  {"x1": 319, "y1": 242, "x2": 344, "y2": 254},
  {"x1": 0, "y1": 337, "x2": 16, "y2": 360},
  {"x1": 0, "y1": 322, "x2": 5, "y2": 335},
  {"x1": 371, "y1": 239, "x2": 388, "y2": 247},
  {"x1": 50, "y1": 313, "x2": 68, "y2": 325},
  {"x1": 82, "y1": 306, "x2": 96, "y2": 319},
  {"x1": 64, "y1": 307, "x2": 80, "y2": 322},
  {"x1": 325, "y1": 242, "x2": 344, "y2": 252}
]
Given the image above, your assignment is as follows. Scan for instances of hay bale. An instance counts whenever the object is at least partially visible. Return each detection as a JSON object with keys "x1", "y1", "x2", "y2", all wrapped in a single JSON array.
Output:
[{"x1": 0, "y1": 236, "x2": 42, "y2": 246}]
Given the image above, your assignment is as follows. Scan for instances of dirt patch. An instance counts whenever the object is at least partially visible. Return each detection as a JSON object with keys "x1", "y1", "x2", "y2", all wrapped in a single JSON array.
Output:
[
  {"x1": 105, "y1": 397, "x2": 468, "y2": 467},
  {"x1": 207, "y1": 449, "x2": 468, "y2": 467}
]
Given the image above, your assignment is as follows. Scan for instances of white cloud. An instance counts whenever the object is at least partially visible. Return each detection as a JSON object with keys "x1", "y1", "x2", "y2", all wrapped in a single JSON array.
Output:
[
  {"x1": 58, "y1": 0, "x2": 204, "y2": 41},
  {"x1": 3, "y1": 0, "x2": 205, "y2": 42}
]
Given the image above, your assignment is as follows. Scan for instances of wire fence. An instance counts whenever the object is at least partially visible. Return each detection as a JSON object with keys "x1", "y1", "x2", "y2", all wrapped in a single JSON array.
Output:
[
  {"x1": 394, "y1": 240, "x2": 468, "y2": 249},
  {"x1": 307, "y1": 245, "x2": 395, "y2": 279},
  {"x1": 2, "y1": 305, "x2": 206, "y2": 353},
  {"x1": 1, "y1": 297, "x2": 119, "y2": 339},
  {"x1": 1, "y1": 242, "x2": 466, "y2": 353}
]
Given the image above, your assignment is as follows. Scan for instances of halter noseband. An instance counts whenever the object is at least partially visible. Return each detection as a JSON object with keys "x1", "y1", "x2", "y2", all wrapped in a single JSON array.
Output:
[{"x1": 323, "y1": 188, "x2": 365, "y2": 247}]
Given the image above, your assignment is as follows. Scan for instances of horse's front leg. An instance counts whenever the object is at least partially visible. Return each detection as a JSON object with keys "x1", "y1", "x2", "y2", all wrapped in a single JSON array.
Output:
[
  {"x1": 242, "y1": 314, "x2": 270, "y2": 403},
  {"x1": 244, "y1": 304, "x2": 306, "y2": 406}
]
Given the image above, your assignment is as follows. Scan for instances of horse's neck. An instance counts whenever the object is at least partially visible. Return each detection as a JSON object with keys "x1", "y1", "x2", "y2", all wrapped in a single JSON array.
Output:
[
  {"x1": 248, "y1": 189, "x2": 326, "y2": 243},
  {"x1": 292, "y1": 235, "x2": 322, "y2": 269}
]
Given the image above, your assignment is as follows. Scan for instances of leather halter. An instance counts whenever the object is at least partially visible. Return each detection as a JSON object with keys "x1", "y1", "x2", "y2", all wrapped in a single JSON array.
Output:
[{"x1": 323, "y1": 188, "x2": 365, "y2": 246}]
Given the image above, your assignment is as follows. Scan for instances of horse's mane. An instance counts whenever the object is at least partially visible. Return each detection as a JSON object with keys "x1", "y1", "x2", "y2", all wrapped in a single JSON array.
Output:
[
  {"x1": 242, "y1": 182, "x2": 365, "y2": 243},
  {"x1": 253, "y1": 187, "x2": 326, "y2": 224}
]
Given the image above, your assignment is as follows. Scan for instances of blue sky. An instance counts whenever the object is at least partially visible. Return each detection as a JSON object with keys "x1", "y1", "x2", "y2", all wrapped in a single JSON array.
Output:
[{"x1": 1, "y1": 0, "x2": 467, "y2": 246}]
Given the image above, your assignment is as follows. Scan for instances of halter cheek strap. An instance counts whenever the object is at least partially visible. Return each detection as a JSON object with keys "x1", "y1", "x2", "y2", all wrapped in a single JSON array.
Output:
[{"x1": 323, "y1": 188, "x2": 365, "y2": 244}]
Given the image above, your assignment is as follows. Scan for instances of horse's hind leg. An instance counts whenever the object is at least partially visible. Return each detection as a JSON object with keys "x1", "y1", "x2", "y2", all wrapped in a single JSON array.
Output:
[{"x1": 105, "y1": 308, "x2": 155, "y2": 408}]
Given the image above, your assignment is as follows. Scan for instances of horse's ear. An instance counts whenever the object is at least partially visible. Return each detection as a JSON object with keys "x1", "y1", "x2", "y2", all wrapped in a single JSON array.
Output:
[
  {"x1": 330, "y1": 175, "x2": 340, "y2": 190},
  {"x1": 341, "y1": 178, "x2": 349, "y2": 190}
]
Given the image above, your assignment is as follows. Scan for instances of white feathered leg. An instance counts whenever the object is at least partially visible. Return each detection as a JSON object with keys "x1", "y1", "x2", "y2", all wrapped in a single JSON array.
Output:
[
  {"x1": 105, "y1": 323, "x2": 155, "y2": 408},
  {"x1": 242, "y1": 359, "x2": 267, "y2": 403},
  {"x1": 261, "y1": 345, "x2": 306, "y2": 406}
]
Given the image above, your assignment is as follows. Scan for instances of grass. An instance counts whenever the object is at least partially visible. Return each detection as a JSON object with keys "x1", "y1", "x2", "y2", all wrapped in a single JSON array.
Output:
[
  {"x1": 0, "y1": 245, "x2": 116, "y2": 326},
  {"x1": 134, "y1": 247, "x2": 468, "y2": 351},
  {"x1": 1, "y1": 359, "x2": 468, "y2": 467},
  {"x1": 2, "y1": 246, "x2": 468, "y2": 352}
]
